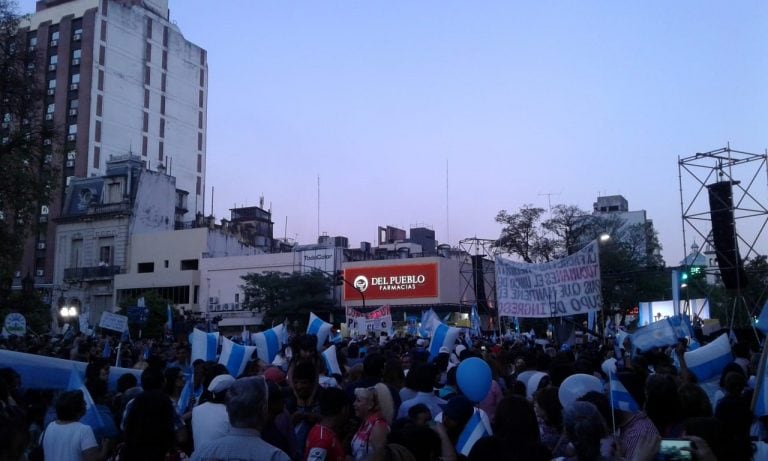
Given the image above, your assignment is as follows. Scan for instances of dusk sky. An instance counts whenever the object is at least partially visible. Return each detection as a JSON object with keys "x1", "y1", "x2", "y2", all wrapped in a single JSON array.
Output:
[{"x1": 20, "y1": 1, "x2": 768, "y2": 263}]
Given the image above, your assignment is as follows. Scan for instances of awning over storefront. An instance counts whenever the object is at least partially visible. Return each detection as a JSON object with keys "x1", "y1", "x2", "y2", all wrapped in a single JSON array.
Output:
[{"x1": 217, "y1": 316, "x2": 262, "y2": 327}]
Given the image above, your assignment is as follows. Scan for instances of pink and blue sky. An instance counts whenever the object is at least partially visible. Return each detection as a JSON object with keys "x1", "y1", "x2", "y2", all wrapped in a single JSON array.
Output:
[{"x1": 20, "y1": 1, "x2": 768, "y2": 263}]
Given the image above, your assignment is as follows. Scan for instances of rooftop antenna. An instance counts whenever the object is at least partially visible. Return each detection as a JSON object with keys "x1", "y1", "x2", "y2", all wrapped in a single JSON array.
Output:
[
  {"x1": 317, "y1": 174, "x2": 321, "y2": 239},
  {"x1": 446, "y1": 159, "x2": 450, "y2": 245},
  {"x1": 210, "y1": 186, "x2": 214, "y2": 216},
  {"x1": 538, "y1": 191, "x2": 561, "y2": 211}
]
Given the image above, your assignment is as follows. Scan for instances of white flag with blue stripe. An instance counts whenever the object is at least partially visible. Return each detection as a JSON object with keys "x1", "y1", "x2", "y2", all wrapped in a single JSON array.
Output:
[
  {"x1": 68, "y1": 367, "x2": 106, "y2": 434},
  {"x1": 307, "y1": 312, "x2": 332, "y2": 350},
  {"x1": 419, "y1": 309, "x2": 440, "y2": 338},
  {"x1": 609, "y1": 370, "x2": 639, "y2": 413},
  {"x1": 684, "y1": 333, "x2": 732, "y2": 382},
  {"x1": 190, "y1": 329, "x2": 219, "y2": 363},
  {"x1": 428, "y1": 322, "x2": 460, "y2": 361},
  {"x1": 752, "y1": 346, "x2": 768, "y2": 417},
  {"x1": 218, "y1": 337, "x2": 256, "y2": 377},
  {"x1": 177, "y1": 372, "x2": 194, "y2": 414},
  {"x1": 470, "y1": 304, "x2": 482, "y2": 337},
  {"x1": 322, "y1": 345, "x2": 342, "y2": 376},
  {"x1": 252, "y1": 324, "x2": 286, "y2": 364},
  {"x1": 455, "y1": 409, "x2": 492, "y2": 456},
  {"x1": 630, "y1": 315, "x2": 690, "y2": 354}
]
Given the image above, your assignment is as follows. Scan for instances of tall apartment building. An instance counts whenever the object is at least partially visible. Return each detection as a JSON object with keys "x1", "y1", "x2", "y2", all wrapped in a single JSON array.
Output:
[{"x1": 16, "y1": 0, "x2": 207, "y2": 292}]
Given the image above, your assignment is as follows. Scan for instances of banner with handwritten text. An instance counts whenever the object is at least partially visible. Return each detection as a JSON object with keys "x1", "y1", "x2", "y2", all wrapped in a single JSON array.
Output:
[
  {"x1": 346, "y1": 305, "x2": 392, "y2": 336},
  {"x1": 496, "y1": 240, "x2": 602, "y2": 318}
]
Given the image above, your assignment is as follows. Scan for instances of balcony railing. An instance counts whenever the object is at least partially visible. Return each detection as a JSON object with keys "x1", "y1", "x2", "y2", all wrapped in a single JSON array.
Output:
[{"x1": 64, "y1": 265, "x2": 122, "y2": 282}]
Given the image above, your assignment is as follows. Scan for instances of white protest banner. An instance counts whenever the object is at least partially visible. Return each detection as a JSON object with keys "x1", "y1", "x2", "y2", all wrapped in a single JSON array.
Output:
[
  {"x1": 495, "y1": 240, "x2": 602, "y2": 318},
  {"x1": 346, "y1": 306, "x2": 392, "y2": 336},
  {"x1": 99, "y1": 311, "x2": 129, "y2": 333}
]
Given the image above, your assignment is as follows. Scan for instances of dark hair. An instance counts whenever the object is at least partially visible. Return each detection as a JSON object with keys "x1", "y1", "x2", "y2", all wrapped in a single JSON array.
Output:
[
  {"x1": 55, "y1": 390, "x2": 85, "y2": 421},
  {"x1": 563, "y1": 401, "x2": 607, "y2": 461},
  {"x1": 121, "y1": 390, "x2": 176, "y2": 461},
  {"x1": 388, "y1": 424, "x2": 441, "y2": 460},
  {"x1": 409, "y1": 363, "x2": 437, "y2": 393},
  {"x1": 198, "y1": 362, "x2": 229, "y2": 404},
  {"x1": 86, "y1": 379, "x2": 108, "y2": 403},
  {"x1": 407, "y1": 403, "x2": 430, "y2": 420},
  {"x1": 162, "y1": 367, "x2": 182, "y2": 396},
  {"x1": 534, "y1": 386, "x2": 563, "y2": 429},
  {"x1": 318, "y1": 387, "x2": 347, "y2": 417},
  {"x1": 576, "y1": 391, "x2": 612, "y2": 431},
  {"x1": 116, "y1": 373, "x2": 138, "y2": 393},
  {"x1": 493, "y1": 395, "x2": 540, "y2": 443},
  {"x1": 363, "y1": 353, "x2": 386, "y2": 379},
  {"x1": 678, "y1": 383, "x2": 712, "y2": 419},
  {"x1": 140, "y1": 366, "x2": 165, "y2": 391},
  {"x1": 645, "y1": 374, "x2": 681, "y2": 433}
]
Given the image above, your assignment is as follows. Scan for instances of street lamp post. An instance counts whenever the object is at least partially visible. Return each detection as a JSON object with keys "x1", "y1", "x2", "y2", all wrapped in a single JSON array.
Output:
[{"x1": 59, "y1": 305, "x2": 78, "y2": 333}]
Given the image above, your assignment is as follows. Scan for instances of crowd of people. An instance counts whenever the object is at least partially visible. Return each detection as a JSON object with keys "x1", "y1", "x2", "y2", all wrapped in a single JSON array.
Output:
[{"x1": 0, "y1": 326, "x2": 767, "y2": 461}]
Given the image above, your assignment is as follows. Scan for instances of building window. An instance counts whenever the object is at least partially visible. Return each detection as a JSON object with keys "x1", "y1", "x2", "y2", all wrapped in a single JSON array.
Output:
[
  {"x1": 100, "y1": 21, "x2": 107, "y2": 41},
  {"x1": 196, "y1": 176, "x2": 201, "y2": 195},
  {"x1": 68, "y1": 124, "x2": 77, "y2": 135},
  {"x1": 197, "y1": 154, "x2": 202, "y2": 173},
  {"x1": 163, "y1": 26, "x2": 168, "y2": 47},
  {"x1": 144, "y1": 65, "x2": 150, "y2": 85},
  {"x1": 96, "y1": 95, "x2": 102, "y2": 116},
  {"x1": 159, "y1": 118, "x2": 165, "y2": 137},
  {"x1": 70, "y1": 238, "x2": 83, "y2": 268},
  {"x1": 199, "y1": 69, "x2": 204, "y2": 87},
  {"x1": 106, "y1": 180, "x2": 122, "y2": 203},
  {"x1": 46, "y1": 103, "x2": 55, "y2": 114},
  {"x1": 160, "y1": 95, "x2": 165, "y2": 114},
  {"x1": 162, "y1": 50, "x2": 167, "y2": 69},
  {"x1": 180, "y1": 259, "x2": 198, "y2": 271},
  {"x1": 144, "y1": 89, "x2": 150, "y2": 108},
  {"x1": 142, "y1": 112, "x2": 148, "y2": 132},
  {"x1": 145, "y1": 42, "x2": 151, "y2": 62},
  {"x1": 71, "y1": 73, "x2": 80, "y2": 84},
  {"x1": 141, "y1": 136, "x2": 147, "y2": 156},
  {"x1": 161, "y1": 73, "x2": 166, "y2": 91},
  {"x1": 137, "y1": 262, "x2": 154, "y2": 273},
  {"x1": 198, "y1": 111, "x2": 203, "y2": 129},
  {"x1": 164, "y1": 260, "x2": 169, "y2": 268},
  {"x1": 146, "y1": 17, "x2": 152, "y2": 39},
  {"x1": 198, "y1": 90, "x2": 204, "y2": 108},
  {"x1": 95, "y1": 120, "x2": 101, "y2": 142},
  {"x1": 48, "y1": 79, "x2": 56, "y2": 89},
  {"x1": 197, "y1": 132, "x2": 202, "y2": 150},
  {"x1": 48, "y1": 55, "x2": 57, "y2": 67},
  {"x1": 99, "y1": 45, "x2": 105, "y2": 65},
  {"x1": 98, "y1": 237, "x2": 114, "y2": 265},
  {"x1": 158, "y1": 141, "x2": 163, "y2": 160},
  {"x1": 93, "y1": 146, "x2": 100, "y2": 168},
  {"x1": 98, "y1": 69, "x2": 104, "y2": 90}
]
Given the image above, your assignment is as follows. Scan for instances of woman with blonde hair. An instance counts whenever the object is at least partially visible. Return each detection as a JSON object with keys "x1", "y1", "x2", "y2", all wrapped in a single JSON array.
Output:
[{"x1": 351, "y1": 383, "x2": 394, "y2": 460}]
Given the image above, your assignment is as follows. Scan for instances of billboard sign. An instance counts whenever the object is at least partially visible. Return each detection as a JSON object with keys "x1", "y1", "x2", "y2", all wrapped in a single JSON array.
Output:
[{"x1": 343, "y1": 263, "x2": 438, "y2": 301}]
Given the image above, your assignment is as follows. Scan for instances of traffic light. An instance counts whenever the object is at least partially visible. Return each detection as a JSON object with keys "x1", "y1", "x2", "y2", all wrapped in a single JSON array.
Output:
[
  {"x1": 332, "y1": 270, "x2": 344, "y2": 286},
  {"x1": 678, "y1": 269, "x2": 689, "y2": 287},
  {"x1": 689, "y1": 265, "x2": 705, "y2": 279}
]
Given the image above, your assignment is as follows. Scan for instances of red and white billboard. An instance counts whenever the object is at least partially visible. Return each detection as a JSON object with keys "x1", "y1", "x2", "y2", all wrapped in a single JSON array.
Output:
[{"x1": 343, "y1": 263, "x2": 439, "y2": 301}]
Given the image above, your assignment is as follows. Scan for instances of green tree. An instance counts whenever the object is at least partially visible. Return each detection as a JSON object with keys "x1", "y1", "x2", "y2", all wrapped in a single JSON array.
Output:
[
  {"x1": 494, "y1": 205, "x2": 554, "y2": 262},
  {"x1": 542, "y1": 204, "x2": 591, "y2": 257},
  {"x1": 241, "y1": 271, "x2": 334, "y2": 324},
  {"x1": 0, "y1": 1, "x2": 61, "y2": 286}
]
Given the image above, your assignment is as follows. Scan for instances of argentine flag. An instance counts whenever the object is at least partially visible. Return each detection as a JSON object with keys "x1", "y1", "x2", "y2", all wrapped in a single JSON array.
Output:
[
  {"x1": 322, "y1": 345, "x2": 342, "y2": 376},
  {"x1": 68, "y1": 367, "x2": 106, "y2": 434},
  {"x1": 753, "y1": 348, "x2": 768, "y2": 417},
  {"x1": 252, "y1": 324, "x2": 286, "y2": 364},
  {"x1": 455, "y1": 410, "x2": 492, "y2": 456},
  {"x1": 177, "y1": 372, "x2": 194, "y2": 414},
  {"x1": 419, "y1": 309, "x2": 440, "y2": 338},
  {"x1": 428, "y1": 322, "x2": 460, "y2": 361},
  {"x1": 219, "y1": 337, "x2": 256, "y2": 377},
  {"x1": 609, "y1": 370, "x2": 639, "y2": 413},
  {"x1": 684, "y1": 333, "x2": 732, "y2": 382},
  {"x1": 190, "y1": 329, "x2": 219, "y2": 363},
  {"x1": 307, "y1": 312, "x2": 332, "y2": 350}
]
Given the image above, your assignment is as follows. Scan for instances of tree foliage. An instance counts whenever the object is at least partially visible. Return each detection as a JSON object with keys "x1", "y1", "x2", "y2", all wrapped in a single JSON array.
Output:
[
  {"x1": 241, "y1": 271, "x2": 334, "y2": 323},
  {"x1": 117, "y1": 290, "x2": 173, "y2": 339},
  {"x1": 0, "y1": 1, "x2": 61, "y2": 283}
]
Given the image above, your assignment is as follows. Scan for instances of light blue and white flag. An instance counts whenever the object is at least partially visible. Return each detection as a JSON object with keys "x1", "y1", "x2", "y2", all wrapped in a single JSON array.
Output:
[
  {"x1": 428, "y1": 323, "x2": 460, "y2": 361},
  {"x1": 752, "y1": 347, "x2": 768, "y2": 417},
  {"x1": 68, "y1": 367, "x2": 106, "y2": 434},
  {"x1": 190, "y1": 329, "x2": 219, "y2": 363},
  {"x1": 322, "y1": 345, "x2": 342, "y2": 376},
  {"x1": 455, "y1": 410, "x2": 492, "y2": 456},
  {"x1": 630, "y1": 315, "x2": 690, "y2": 354},
  {"x1": 166, "y1": 304, "x2": 173, "y2": 331},
  {"x1": 684, "y1": 333, "x2": 732, "y2": 382},
  {"x1": 330, "y1": 331, "x2": 342, "y2": 345},
  {"x1": 307, "y1": 312, "x2": 332, "y2": 350},
  {"x1": 609, "y1": 370, "x2": 639, "y2": 413},
  {"x1": 101, "y1": 338, "x2": 111, "y2": 359},
  {"x1": 218, "y1": 336, "x2": 256, "y2": 377},
  {"x1": 419, "y1": 309, "x2": 440, "y2": 338},
  {"x1": 252, "y1": 324, "x2": 286, "y2": 364},
  {"x1": 756, "y1": 301, "x2": 768, "y2": 335},
  {"x1": 470, "y1": 304, "x2": 482, "y2": 338},
  {"x1": 177, "y1": 372, "x2": 194, "y2": 414}
]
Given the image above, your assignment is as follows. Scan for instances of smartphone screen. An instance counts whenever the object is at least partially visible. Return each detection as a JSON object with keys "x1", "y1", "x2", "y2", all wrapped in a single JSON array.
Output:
[{"x1": 655, "y1": 439, "x2": 692, "y2": 461}]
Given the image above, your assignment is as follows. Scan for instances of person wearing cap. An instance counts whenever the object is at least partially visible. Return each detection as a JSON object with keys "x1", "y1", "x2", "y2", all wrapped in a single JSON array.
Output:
[
  {"x1": 191, "y1": 376, "x2": 290, "y2": 461},
  {"x1": 191, "y1": 373, "x2": 234, "y2": 450}
]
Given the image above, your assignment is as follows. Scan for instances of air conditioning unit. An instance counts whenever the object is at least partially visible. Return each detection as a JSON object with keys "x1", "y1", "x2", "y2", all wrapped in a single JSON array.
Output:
[
  {"x1": 46, "y1": 88, "x2": 55, "y2": 96},
  {"x1": 73, "y1": 33, "x2": 81, "y2": 41},
  {"x1": 47, "y1": 64, "x2": 56, "y2": 71},
  {"x1": 43, "y1": 139, "x2": 52, "y2": 146},
  {"x1": 69, "y1": 83, "x2": 79, "y2": 91},
  {"x1": 65, "y1": 159, "x2": 74, "y2": 167},
  {"x1": 49, "y1": 39, "x2": 58, "y2": 47},
  {"x1": 68, "y1": 108, "x2": 77, "y2": 116},
  {"x1": 45, "y1": 113, "x2": 53, "y2": 121},
  {"x1": 13, "y1": 271, "x2": 21, "y2": 278},
  {"x1": 71, "y1": 58, "x2": 80, "y2": 66},
  {"x1": 208, "y1": 297, "x2": 219, "y2": 305},
  {"x1": 35, "y1": 269, "x2": 44, "y2": 277},
  {"x1": 36, "y1": 242, "x2": 46, "y2": 250},
  {"x1": 66, "y1": 151, "x2": 76, "y2": 160},
  {"x1": 67, "y1": 134, "x2": 76, "y2": 141}
]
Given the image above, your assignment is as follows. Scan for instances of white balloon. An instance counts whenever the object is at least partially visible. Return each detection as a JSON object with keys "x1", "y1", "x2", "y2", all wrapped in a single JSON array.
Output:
[
  {"x1": 516, "y1": 370, "x2": 537, "y2": 388},
  {"x1": 526, "y1": 372, "x2": 549, "y2": 401},
  {"x1": 558, "y1": 373, "x2": 604, "y2": 409}
]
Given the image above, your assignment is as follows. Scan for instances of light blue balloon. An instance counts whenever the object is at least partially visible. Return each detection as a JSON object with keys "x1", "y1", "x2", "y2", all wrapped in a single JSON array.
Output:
[{"x1": 457, "y1": 357, "x2": 492, "y2": 403}]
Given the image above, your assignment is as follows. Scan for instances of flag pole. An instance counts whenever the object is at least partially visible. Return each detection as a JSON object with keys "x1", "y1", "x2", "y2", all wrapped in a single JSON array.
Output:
[
  {"x1": 608, "y1": 372, "x2": 618, "y2": 436},
  {"x1": 750, "y1": 338, "x2": 768, "y2": 415}
]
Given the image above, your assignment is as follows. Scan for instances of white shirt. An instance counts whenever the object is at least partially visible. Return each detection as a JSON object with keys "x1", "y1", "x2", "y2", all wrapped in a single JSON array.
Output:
[
  {"x1": 42, "y1": 420, "x2": 97, "y2": 461},
  {"x1": 192, "y1": 402, "x2": 231, "y2": 451}
]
